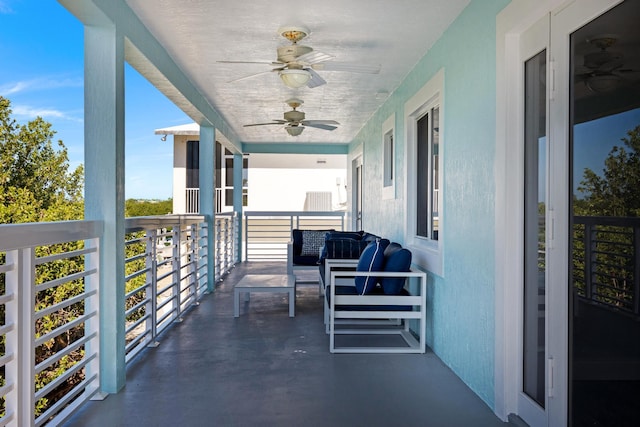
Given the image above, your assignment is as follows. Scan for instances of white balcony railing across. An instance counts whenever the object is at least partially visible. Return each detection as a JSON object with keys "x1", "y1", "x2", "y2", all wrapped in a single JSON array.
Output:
[
  {"x1": 243, "y1": 211, "x2": 347, "y2": 261},
  {"x1": 0, "y1": 213, "x2": 239, "y2": 426}
]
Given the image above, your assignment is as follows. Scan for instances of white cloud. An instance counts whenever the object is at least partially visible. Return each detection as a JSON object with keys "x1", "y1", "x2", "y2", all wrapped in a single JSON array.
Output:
[
  {"x1": 12, "y1": 104, "x2": 83, "y2": 123},
  {"x1": 0, "y1": 76, "x2": 82, "y2": 96}
]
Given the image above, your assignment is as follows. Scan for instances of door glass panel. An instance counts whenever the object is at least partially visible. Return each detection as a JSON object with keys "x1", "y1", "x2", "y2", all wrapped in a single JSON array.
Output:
[
  {"x1": 570, "y1": 1, "x2": 640, "y2": 425},
  {"x1": 524, "y1": 49, "x2": 547, "y2": 407}
]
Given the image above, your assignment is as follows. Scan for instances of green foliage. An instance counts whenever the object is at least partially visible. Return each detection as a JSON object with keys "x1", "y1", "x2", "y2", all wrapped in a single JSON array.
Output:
[
  {"x1": 125, "y1": 199, "x2": 172, "y2": 217},
  {"x1": 577, "y1": 125, "x2": 640, "y2": 217},
  {"x1": 0, "y1": 96, "x2": 83, "y2": 221}
]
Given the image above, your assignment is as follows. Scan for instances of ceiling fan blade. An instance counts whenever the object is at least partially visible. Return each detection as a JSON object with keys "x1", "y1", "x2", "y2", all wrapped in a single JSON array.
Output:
[
  {"x1": 303, "y1": 123, "x2": 338, "y2": 131},
  {"x1": 302, "y1": 121, "x2": 339, "y2": 131},
  {"x1": 227, "y1": 69, "x2": 280, "y2": 83},
  {"x1": 296, "y1": 51, "x2": 334, "y2": 65},
  {"x1": 312, "y1": 61, "x2": 381, "y2": 74},
  {"x1": 218, "y1": 60, "x2": 284, "y2": 66},
  {"x1": 306, "y1": 68, "x2": 327, "y2": 88},
  {"x1": 302, "y1": 120, "x2": 340, "y2": 125},
  {"x1": 244, "y1": 120, "x2": 287, "y2": 127}
]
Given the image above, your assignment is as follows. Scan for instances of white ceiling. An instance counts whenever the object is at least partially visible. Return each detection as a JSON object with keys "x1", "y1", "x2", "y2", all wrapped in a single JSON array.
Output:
[{"x1": 125, "y1": 0, "x2": 471, "y2": 144}]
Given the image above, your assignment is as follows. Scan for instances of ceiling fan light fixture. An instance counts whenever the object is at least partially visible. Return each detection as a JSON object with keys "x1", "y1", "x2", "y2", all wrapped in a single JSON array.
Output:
[
  {"x1": 586, "y1": 74, "x2": 620, "y2": 93},
  {"x1": 279, "y1": 69, "x2": 311, "y2": 88},
  {"x1": 286, "y1": 125, "x2": 304, "y2": 136}
]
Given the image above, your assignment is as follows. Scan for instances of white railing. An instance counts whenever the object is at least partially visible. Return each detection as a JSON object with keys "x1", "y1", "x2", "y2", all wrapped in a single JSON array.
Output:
[
  {"x1": 0, "y1": 220, "x2": 102, "y2": 427},
  {"x1": 0, "y1": 213, "x2": 240, "y2": 426},
  {"x1": 124, "y1": 216, "x2": 204, "y2": 362},
  {"x1": 184, "y1": 188, "x2": 224, "y2": 214},
  {"x1": 243, "y1": 211, "x2": 347, "y2": 261},
  {"x1": 123, "y1": 214, "x2": 238, "y2": 361},
  {"x1": 215, "y1": 213, "x2": 239, "y2": 282},
  {"x1": 185, "y1": 188, "x2": 200, "y2": 214}
]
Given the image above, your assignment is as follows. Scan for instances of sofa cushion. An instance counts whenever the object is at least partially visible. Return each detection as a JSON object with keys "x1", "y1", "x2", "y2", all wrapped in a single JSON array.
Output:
[
  {"x1": 292, "y1": 228, "x2": 334, "y2": 265},
  {"x1": 380, "y1": 246, "x2": 412, "y2": 295},
  {"x1": 322, "y1": 238, "x2": 370, "y2": 259},
  {"x1": 325, "y1": 231, "x2": 363, "y2": 241},
  {"x1": 301, "y1": 230, "x2": 328, "y2": 256},
  {"x1": 320, "y1": 231, "x2": 364, "y2": 259},
  {"x1": 355, "y1": 238, "x2": 390, "y2": 294}
]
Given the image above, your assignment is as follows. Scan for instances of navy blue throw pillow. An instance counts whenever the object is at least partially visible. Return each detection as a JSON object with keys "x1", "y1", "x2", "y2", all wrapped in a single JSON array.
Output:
[
  {"x1": 380, "y1": 248, "x2": 412, "y2": 295},
  {"x1": 355, "y1": 239, "x2": 390, "y2": 294}
]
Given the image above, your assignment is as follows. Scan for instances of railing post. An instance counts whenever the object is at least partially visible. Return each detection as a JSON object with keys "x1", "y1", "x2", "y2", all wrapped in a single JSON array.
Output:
[
  {"x1": 190, "y1": 223, "x2": 198, "y2": 304},
  {"x1": 84, "y1": 237, "x2": 103, "y2": 398},
  {"x1": 5, "y1": 248, "x2": 36, "y2": 427},
  {"x1": 146, "y1": 229, "x2": 158, "y2": 344},
  {"x1": 215, "y1": 217, "x2": 222, "y2": 282},
  {"x1": 244, "y1": 213, "x2": 249, "y2": 262},
  {"x1": 173, "y1": 226, "x2": 182, "y2": 321}
]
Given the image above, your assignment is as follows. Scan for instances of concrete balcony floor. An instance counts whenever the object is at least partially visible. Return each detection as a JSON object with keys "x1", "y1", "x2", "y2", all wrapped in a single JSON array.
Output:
[{"x1": 64, "y1": 262, "x2": 509, "y2": 427}]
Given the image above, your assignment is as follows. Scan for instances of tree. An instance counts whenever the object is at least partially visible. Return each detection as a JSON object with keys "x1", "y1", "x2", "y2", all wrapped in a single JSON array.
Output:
[
  {"x1": 577, "y1": 125, "x2": 640, "y2": 217},
  {"x1": 0, "y1": 96, "x2": 83, "y2": 223},
  {"x1": 125, "y1": 198, "x2": 173, "y2": 217},
  {"x1": 574, "y1": 124, "x2": 640, "y2": 311}
]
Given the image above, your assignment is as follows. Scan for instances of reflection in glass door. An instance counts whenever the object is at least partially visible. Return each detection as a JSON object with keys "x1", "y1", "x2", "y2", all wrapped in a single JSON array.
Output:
[
  {"x1": 524, "y1": 49, "x2": 547, "y2": 410},
  {"x1": 569, "y1": 1, "x2": 640, "y2": 425}
]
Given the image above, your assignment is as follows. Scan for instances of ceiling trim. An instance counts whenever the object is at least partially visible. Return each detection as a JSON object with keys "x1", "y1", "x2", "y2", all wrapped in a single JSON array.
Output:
[{"x1": 242, "y1": 143, "x2": 348, "y2": 155}]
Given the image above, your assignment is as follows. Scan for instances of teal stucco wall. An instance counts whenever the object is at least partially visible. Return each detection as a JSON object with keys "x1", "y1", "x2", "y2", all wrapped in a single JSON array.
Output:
[{"x1": 350, "y1": 0, "x2": 510, "y2": 409}]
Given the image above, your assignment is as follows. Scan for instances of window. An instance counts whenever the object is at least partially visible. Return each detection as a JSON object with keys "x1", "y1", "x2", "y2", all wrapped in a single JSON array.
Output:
[
  {"x1": 382, "y1": 114, "x2": 395, "y2": 199},
  {"x1": 416, "y1": 107, "x2": 439, "y2": 240},
  {"x1": 186, "y1": 140, "x2": 199, "y2": 188},
  {"x1": 405, "y1": 69, "x2": 444, "y2": 276},
  {"x1": 223, "y1": 148, "x2": 249, "y2": 207}
]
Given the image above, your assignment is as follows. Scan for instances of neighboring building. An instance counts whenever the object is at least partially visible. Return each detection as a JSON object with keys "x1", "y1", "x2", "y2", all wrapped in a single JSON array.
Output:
[{"x1": 155, "y1": 123, "x2": 347, "y2": 214}]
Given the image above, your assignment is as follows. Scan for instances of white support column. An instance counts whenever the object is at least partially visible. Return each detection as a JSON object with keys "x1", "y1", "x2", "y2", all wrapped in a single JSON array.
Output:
[
  {"x1": 84, "y1": 23, "x2": 126, "y2": 393},
  {"x1": 233, "y1": 153, "x2": 244, "y2": 263},
  {"x1": 200, "y1": 126, "x2": 216, "y2": 291}
]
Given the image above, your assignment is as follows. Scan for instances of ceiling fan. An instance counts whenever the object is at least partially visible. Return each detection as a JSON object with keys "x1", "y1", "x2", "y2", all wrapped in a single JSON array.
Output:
[
  {"x1": 244, "y1": 98, "x2": 339, "y2": 136},
  {"x1": 219, "y1": 25, "x2": 381, "y2": 89},
  {"x1": 575, "y1": 35, "x2": 638, "y2": 93}
]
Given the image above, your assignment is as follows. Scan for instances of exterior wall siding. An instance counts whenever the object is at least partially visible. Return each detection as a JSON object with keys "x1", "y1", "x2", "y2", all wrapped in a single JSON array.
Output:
[{"x1": 349, "y1": 0, "x2": 510, "y2": 410}]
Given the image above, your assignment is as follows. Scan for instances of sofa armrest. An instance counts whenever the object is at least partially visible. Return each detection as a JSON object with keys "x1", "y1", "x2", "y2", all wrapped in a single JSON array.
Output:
[
  {"x1": 322, "y1": 258, "x2": 359, "y2": 290},
  {"x1": 287, "y1": 240, "x2": 294, "y2": 275}
]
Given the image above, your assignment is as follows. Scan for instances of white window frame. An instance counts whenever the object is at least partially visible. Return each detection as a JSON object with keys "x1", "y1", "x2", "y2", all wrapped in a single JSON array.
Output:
[
  {"x1": 382, "y1": 113, "x2": 396, "y2": 200},
  {"x1": 404, "y1": 68, "x2": 444, "y2": 277}
]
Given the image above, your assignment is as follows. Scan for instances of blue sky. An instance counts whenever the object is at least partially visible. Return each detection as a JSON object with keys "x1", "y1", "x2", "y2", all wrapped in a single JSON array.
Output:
[{"x1": 0, "y1": 0, "x2": 191, "y2": 199}]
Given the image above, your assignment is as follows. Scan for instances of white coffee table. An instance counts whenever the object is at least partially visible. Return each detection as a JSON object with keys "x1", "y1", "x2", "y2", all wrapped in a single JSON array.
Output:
[{"x1": 234, "y1": 274, "x2": 296, "y2": 317}]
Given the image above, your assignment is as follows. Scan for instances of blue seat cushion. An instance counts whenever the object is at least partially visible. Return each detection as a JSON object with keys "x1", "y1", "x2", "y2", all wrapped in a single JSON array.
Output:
[
  {"x1": 326, "y1": 285, "x2": 413, "y2": 311},
  {"x1": 380, "y1": 247, "x2": 412, "y2": 295},
  {"x1": 355, "y1": 239, "x2": 390, "y2": 294}
]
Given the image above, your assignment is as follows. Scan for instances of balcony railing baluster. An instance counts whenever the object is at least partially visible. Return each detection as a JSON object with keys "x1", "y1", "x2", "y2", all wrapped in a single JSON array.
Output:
[{"x1": 574, "y1": 216, "x2": 640, "y2": 318}]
